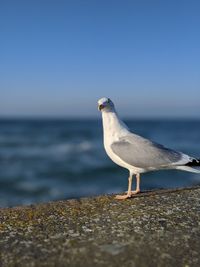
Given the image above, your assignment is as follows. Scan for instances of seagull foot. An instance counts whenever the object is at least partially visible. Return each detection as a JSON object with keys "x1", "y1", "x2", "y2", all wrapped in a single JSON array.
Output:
[
  {"x1": 131, "y1": 190, "x2": 140, "y2": 196},
  {"x1": 115, "y1": 194, "x2": 131, "y2": 200},
  {"x1": 125, "y1": 190, "x2": 140, "y2": 195}
]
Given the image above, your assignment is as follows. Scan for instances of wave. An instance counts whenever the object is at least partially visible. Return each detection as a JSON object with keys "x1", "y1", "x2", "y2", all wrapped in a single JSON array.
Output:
[
  {"x1": 0, "y1": 140, "x2": 102, "y2": 159},
  {"x1": 0, "y1": 119, "x2": 200, "y2": 207}
]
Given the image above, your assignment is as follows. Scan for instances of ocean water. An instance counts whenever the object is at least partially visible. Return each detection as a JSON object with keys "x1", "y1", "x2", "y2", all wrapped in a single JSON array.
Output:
[{"x1": 0, "y1": 118, "x2": 199, "y2": 207}]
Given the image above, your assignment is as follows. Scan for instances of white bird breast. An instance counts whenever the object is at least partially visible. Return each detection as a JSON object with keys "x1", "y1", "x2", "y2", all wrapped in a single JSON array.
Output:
[{"x1": 102, "y1": 112, "x2": 144, "y2": 174}]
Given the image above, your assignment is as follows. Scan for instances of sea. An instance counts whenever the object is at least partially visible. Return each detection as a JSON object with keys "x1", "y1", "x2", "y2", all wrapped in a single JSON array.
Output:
[{"x1": 0, "y1": 118, "x2": 199, "y2": 207}]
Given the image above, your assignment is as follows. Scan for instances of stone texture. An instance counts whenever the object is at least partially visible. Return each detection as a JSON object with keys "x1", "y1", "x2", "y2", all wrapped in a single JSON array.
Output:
[{"x1": 0, "y1": 187, "x2": 200, "y2": 267}]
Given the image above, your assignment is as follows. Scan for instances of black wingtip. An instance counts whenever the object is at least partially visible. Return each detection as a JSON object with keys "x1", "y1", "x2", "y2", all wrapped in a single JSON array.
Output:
[{"x1": 185, "y1": 158, "x2": 200, "y2": 166}]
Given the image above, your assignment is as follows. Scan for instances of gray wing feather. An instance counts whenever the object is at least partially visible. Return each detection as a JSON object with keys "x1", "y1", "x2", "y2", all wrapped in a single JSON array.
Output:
[{"x1": 111, "y1": 133, "x2": 182, "y2": 168}]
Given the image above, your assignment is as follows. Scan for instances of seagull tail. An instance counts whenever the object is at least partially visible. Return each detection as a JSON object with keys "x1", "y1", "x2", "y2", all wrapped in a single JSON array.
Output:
[
  {"x1": 176, "y1": 166, "x2": 200, "y2": 173},
  {"x1": 176, "y1": 158, "x2": 200, "y2": 173},
  {"x1": 185, "y1": 158, "x2": 200, "y2": 167}
]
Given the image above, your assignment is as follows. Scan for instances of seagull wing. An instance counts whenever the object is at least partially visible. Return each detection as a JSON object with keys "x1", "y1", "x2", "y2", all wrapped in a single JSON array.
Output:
[{"x1": 111, "y1": 133, "x2": 189, "y2": 169}]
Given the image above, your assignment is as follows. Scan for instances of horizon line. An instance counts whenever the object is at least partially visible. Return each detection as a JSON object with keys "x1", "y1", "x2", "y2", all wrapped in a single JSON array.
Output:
[{"x1": 0, "y1": 116, "x2": 200, "y2": 121}]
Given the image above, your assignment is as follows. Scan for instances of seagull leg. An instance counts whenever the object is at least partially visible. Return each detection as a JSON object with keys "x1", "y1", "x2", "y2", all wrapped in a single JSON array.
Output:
[
  {"x1": 115, "y1": 175, "x2": 133, "y2": 200},
  {"x1": 130, "y1": 173, "x2": 141, "y2": 195}
]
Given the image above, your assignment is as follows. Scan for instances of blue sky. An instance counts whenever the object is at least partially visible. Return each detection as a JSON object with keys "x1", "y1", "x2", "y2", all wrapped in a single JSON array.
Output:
[{"x1": 1, "y1": 0, "x2": 200, "y2": 118}]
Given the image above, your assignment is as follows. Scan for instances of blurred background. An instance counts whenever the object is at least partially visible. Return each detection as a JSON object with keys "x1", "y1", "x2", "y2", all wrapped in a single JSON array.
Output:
[{"x1": 0, "y1": 0, "x2": 200, "y2": 207}]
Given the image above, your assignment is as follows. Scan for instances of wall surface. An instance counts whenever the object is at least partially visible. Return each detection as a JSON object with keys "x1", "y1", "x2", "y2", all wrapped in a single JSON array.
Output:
[{"x1": 0, "y1": 187, "x2": 200, "y2": 267}]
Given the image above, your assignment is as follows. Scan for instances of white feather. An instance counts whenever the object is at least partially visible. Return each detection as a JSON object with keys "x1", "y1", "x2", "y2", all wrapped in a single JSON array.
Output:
[
  {"x1": 99, "y1": 97, "x2": 200, "y2": 176},
  {"x1": 175, "y1": 166, "x2": 200, "y2": 173}
]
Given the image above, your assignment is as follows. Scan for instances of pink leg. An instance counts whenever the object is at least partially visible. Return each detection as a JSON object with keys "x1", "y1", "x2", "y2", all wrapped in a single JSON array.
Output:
[
  {"x1": 115, "y1": 173, "x2": 141, "y2": 200},
  {"x1": 129, "y1": 173, "x2": 140, "y2": 195},
  {"x1": 115, "y1": 175, "x2": 133, "y2": 200}
]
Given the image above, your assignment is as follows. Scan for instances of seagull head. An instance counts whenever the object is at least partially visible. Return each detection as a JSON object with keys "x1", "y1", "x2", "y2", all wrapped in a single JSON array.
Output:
[{"x1": 98, "y1": 97, "x2": 115, "y2": 112}]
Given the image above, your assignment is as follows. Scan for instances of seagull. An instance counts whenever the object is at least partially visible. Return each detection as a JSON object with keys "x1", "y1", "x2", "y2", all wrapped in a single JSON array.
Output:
[{"x1": 98, "y1": 97, "x2": 200, "y2": 200}]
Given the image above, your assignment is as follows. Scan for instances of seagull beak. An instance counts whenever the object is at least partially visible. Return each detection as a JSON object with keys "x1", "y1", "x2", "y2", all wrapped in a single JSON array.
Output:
[{"x1": 98, "y1": 104, "x2": 104, "y2": 111}]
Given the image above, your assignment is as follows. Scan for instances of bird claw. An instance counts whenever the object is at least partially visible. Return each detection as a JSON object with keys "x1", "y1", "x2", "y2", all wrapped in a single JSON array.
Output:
[
  {"x1": 115, "y1": 190, "x2": 140, "y2": 200},
  {"x1": 115, "y1": 194, "x2": 131, "y2": 200},
  {"x1": 125, "y1": 190, "x2": 140, "y2": 195}
]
